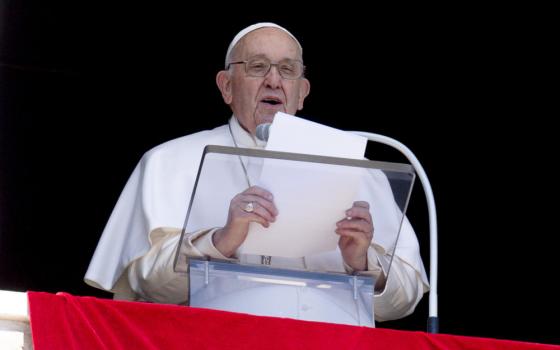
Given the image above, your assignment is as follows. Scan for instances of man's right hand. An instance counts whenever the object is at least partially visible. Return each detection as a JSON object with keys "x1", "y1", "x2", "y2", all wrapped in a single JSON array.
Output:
[{"x1": 212, "y1": 186, "x2": 278, "y2": 257}]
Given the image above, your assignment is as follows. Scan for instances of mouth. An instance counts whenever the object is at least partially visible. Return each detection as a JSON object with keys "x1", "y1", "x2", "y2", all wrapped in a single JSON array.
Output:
[{"x1": 259, "y1": 96, "x2": 283, "y2": 107}]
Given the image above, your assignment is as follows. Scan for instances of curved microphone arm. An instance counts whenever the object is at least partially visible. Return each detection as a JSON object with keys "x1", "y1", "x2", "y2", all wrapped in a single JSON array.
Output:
[{"x1": 350, "y1": 131, "x2": 439, "y2": 333}]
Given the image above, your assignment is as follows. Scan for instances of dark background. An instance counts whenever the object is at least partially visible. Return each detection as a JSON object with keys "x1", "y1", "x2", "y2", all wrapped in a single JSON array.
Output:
[{"x1": 1, "y1": 2, "x2": 557, "y2": 345}]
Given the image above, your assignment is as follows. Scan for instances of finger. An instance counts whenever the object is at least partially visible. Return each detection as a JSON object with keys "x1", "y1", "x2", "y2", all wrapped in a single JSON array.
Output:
[
  {"x1": 243, "y1": 186, "x2": 274, "y2": 201},
  {"x1": 238, "y1": 210, "x2": 271, "y2": 228},
  {"x1": 229, "y1": 195, "x2": 273, "y2": 227},
  {"x1": 228, "y1": 202, "x2": 271, "y2": 228},
  {"x1": 336, "y1": 219, "x2": 373, "y2": 236},
  {"x1": 250, "y1": 212, "x2": 271, "y2": 228},
  {"x1": 345, "y1": 207, "x2": 372, "y2": 224},
  {"x1": 232, "y1": 191, "x2": 277, "y2": 216},
  {"x1": 238, "y1": 200, "x2": 276, "y2": 223},
  {"x1": 353, "y1": 201, "x2": 370, "y2": 209},
  {"x1": 242, "y1": 194, "x2": 278, "y2": 217},
  {"x1": 335, "y1": 229, "x2": 371, "y2": 243}
]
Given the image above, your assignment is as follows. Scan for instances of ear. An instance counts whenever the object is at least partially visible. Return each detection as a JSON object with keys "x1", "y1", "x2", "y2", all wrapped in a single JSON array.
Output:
[
  {"x1": 297, "y1": 78, "x2": 311, "y2": 110},
  {"x1": 216, "y1": 70, "x2": 233, "y2": 104}
]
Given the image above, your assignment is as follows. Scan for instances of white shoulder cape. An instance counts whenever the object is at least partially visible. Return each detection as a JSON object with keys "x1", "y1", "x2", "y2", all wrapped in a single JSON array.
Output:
[
  {"x1": 85, "y1": 124, "x2": 233, "y2": 291},
  {"x1": 85, "y1": 120, "x2": 428, "y2": 292}
]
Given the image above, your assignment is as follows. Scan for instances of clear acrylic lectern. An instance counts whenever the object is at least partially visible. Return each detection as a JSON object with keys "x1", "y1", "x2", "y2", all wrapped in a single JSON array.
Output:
[{"x1": 173, "y1": 145, "x2": 415, "y2": 327}]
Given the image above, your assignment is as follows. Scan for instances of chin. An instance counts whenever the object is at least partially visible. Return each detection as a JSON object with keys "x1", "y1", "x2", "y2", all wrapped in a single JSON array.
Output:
[
  {"x1": 256, "y1": 114, "x2": 276, "y2": 125},
  {"x1": 260, "y1": 109, "x2": 286, "y2": 123}
]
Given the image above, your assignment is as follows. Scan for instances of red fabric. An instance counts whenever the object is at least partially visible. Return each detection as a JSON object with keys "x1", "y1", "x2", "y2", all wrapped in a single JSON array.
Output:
[{"x1": 28, "y1": 291, "x2": 559, "y2": 350}]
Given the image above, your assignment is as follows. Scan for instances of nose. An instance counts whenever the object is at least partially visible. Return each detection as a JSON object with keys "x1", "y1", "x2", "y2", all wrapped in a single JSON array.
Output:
[{"x1": 263, "y1": 64, "x2": 282, "y2": 89}]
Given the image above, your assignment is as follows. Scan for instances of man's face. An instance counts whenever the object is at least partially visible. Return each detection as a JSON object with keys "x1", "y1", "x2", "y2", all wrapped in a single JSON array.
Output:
[{"x1": 217, "y1": 28, "x2": 310, "y2": 135}]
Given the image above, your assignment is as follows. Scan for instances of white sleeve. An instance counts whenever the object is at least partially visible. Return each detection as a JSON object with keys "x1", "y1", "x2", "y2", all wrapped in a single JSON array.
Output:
[
  {"x1": 127, "y1": 228, "x2": 233, "y2": 304},
  {"x1": 342, "y1": 243, "x2": 426, "y2": 322},
  {"x1": 371, "y1": 248, "x2": 427, "y2": 322}
]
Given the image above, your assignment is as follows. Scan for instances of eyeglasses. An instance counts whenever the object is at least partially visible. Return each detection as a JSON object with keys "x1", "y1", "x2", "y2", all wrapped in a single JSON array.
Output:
[{"x1": 227, "y1": 57, "x2": 305, "y2": 80}]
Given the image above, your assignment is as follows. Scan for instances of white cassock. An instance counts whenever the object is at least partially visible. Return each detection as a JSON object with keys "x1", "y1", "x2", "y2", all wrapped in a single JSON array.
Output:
[{"x1": 85, "y1": 117, "x2": 429, "y2": 326}]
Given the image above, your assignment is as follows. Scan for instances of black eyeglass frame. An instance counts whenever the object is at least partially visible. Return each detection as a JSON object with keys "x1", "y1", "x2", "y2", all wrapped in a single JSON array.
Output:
[{"x1": 227, "y1": 58, "x2": 306, "y2": 80}]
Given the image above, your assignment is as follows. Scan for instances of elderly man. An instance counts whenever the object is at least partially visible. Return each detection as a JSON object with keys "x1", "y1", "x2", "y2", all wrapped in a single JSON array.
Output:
[{"x1": 85, "y1": 23, "x2": 428, "y2": 326}]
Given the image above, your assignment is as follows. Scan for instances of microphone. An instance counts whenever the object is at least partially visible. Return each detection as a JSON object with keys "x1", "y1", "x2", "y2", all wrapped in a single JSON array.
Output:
[{"x1": 256, "y1": 123, "x2": 272, "y2": 141}]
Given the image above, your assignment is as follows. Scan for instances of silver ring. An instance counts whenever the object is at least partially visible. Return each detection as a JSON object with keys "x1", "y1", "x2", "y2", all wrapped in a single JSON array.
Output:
[{"x1": 244, "y1": 202, "x2": 254, "y2": 213}]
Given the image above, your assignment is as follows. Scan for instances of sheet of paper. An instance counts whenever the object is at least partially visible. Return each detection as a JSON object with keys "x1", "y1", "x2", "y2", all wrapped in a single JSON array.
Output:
[{"x1": 239, "y1": 113, "x2": 367, "y2": 258}]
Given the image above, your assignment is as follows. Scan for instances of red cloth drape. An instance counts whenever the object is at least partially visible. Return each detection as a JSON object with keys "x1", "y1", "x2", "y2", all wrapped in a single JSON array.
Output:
[{"x1": 27, "y1": 291, "x2": 559, "y2": 350}]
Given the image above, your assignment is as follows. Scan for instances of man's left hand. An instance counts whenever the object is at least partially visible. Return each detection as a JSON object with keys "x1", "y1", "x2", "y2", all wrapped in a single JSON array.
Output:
[{"x1": 336, "y1": 201, "x2": 373, "y2": 272}]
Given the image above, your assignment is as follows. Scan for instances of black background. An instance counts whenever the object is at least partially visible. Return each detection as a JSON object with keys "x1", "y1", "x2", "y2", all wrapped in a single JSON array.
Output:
[{"x1": 1, "y1": 2, "x2": 557, "y2": 345}]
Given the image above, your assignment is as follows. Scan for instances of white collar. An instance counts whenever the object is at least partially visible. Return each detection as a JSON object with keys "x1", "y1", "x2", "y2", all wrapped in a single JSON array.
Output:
[{"x1": 229, "y1": 116, "x2": 267, "y2": 149}]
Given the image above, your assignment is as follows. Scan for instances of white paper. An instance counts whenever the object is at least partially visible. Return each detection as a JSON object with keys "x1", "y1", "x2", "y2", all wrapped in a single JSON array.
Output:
[
  {"x1": 239, "y1": 113, "x2": 367, "y2": 258},
  {"x1": 265, "y1": 112, "x2": 367, "y2": 159}
]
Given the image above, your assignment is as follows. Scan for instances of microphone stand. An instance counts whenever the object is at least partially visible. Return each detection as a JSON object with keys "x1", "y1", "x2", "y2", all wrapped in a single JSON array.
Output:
[{"x1": 350, "y1": 131, "x2": 439, "y2": 334}]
